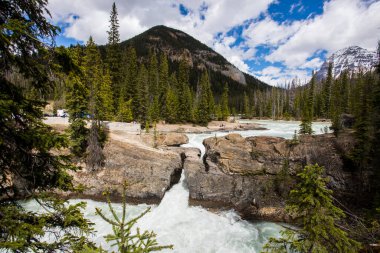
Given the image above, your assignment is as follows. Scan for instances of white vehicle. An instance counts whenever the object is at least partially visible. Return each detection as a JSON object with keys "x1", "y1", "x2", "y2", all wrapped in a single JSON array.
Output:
[{"x1": 57, "y1": 109, "x2": 68, "y2": 117}]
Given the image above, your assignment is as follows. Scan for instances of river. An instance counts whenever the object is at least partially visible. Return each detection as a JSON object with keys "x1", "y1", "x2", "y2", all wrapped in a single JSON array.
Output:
[{"x1": 22, "y1": 120, "x2": 331, "y2": 253}]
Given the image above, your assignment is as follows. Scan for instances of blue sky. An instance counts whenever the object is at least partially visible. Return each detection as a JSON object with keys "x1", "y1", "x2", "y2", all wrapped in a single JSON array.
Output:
[{"x1": 48, "y1": 0, "x2": 380, "y2": 86}]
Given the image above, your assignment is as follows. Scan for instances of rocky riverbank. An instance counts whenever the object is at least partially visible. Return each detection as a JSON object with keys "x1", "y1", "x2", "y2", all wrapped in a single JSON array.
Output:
[
  {"x1": 41, "y1": 117, "x2": 370, "y2": 222},
  {"x1": 64, "y1": 132, "x2": 190, "y2": 203},
  {"x1": 185, "y1": 132, "x2": 372, "y2": 221}
]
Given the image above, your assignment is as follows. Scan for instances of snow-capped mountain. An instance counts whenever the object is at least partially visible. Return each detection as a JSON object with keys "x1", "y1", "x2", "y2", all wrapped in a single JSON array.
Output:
[{"x1": 315, "y1": 46, "x2": 378, "y2": 81}]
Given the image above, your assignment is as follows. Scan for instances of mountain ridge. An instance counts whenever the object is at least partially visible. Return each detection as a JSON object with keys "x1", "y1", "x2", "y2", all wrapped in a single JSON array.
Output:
[{"x1": 117, "y1": 25, "x2": 269, "y2": 92}]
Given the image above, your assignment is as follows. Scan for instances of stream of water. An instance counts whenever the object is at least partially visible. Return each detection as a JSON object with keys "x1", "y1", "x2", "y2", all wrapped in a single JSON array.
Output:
[{"x1": 22, "y1": 120, "x2": 331, "y2": 252}]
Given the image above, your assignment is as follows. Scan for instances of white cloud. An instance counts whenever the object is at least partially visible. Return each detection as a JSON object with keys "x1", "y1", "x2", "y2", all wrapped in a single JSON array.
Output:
[
  {"x1": 300, "y1": 58, "x2": 324, "y2": 69},
  {"x1": 47, "y1": 0, "x2": 274, "y2": 46},
  {"x1": 256, "y1": 67, "x2": 310, "y2": 87},
  {"x1": 212, "y1": 36, "x2": 255, "y2": 73},
  {"x1": 243, "y1": 17, "x2": 301, "y2": 48},
  {"x1": 265, "y1": 0, "x2": 380, "y2": 68}
]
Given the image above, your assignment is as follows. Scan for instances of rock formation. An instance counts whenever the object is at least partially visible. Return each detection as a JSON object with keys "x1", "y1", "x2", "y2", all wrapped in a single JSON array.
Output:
[
  {"x1": 67, "y1": 137, "x2": 186, "y2": 203},
  {"x1": 185, "y1": 133, "x2": 371, "y2": 221}
]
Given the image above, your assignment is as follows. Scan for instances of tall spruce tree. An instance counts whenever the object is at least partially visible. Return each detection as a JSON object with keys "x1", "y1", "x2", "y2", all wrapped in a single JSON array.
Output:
[
  {"x1": 65, "y1": 46, "x2": 89, "y2": 157},
  {"x1": 221, "y1": 84, "x2": 230, "y2": 121},
  {"x1": 66, "y1": 72, "x2": 89, "y2": 157},
  {"x1": 195, "y1": 71, "x2": 213, "y2": 125},
  {"x1": 117, "y1": 94, "x2": 134, "y2": 123},
  {"x1": 136, "y1": 64, "x2": 149, "y2": 123},
  {"x1": 0, "y1": 1, "x2": 95, "y2": 251},
  {"x1": 177, "y1": 60, "x2": 193, "y2": 122},
  {"x1": 299, "y1": 73, "x2": 314, "y2": 134},
  {"x1": 322, "y1": 62, "x2": 333, "y2": 118},
  {"x1": 106, "y1": 2, "x2": 122, "y2": 99},
  {"x1": 331, "y1": 77, "x2": 343, "y2": 135},
  {"x1": 159, "y1": 53, "x2": 169, "y2": 116},
  {"x1": 124, "y1": 47, "x2": 139, "y2": 118},
  {"x1": 350, "y1": 71, "x2": 372, "y2": 191},
  {"x1": 243, "y1": 91, "x2": 250, "y2": 118},
  {"x1": 98, "y1": 68, "x2": 115, "y2": 121},
  {"x1": 263, "y1": 164, "x2": 361, "y2": 253},
  {"x1": 164, "y1": 73, "x2": 179, "y2": 123},
  {"x1": 83, "y1": 37, "x2": 105, "y2": 170},
  {"x1": 148, "y1": 51, "x2": 160, "y2": 122}
]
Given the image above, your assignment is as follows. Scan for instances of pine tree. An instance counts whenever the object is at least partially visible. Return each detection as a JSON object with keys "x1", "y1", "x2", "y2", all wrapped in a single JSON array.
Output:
[
  {"x1": 150, "y1": 96, "x2": 160, "y2": 123},
  {"x1": 117, "y1": 95, "x2": 133, "y2": 123},
  {"x1": 66, "y1": 72, "x2": 89, "y2": 157},
  {"x1": 136, "y1": 64, "x2": 149, "y2": 123},
  {"x1": 98, "y1": 68, "x2": 115, "y2": 121},
  {"x1": 0, "y1": 1, "x2": 95, "y2": 251},
  {"x1": 159, "y1": 53, "x2": 169, "y2": 116},
  {"x1": 96, "y1": 183, "x2": 173, "y2": 252},
  {"x1": 124, "y1": 47, "x2": 139, "y2": 119},
  {"x1": 243, "y1": 91, "x2": 250, "y2": 118},
  {"x1": 263, "y1": 164, "x2": 361, "y2": 253},
  {"x1": 148, "y1": 51, "x2": 159, "y2": 98},
  {"x1": 83, "y1": 36, "x2": 102, "y2": 118},
  {"x1": 331, "y1": 77, "x2": 343, "y2": 135},
  {"x1": 350, "y1": 72, "x2": 371, "y2": 177},
  {"x1": 221, "y1": 83, "x2": 230, "y2": 121},
  {"x1": 147, "y1": 52, "x2": 159, "y2": 122},
  {"x1": 299, "y1": 74, "x2": 314, "y2": 135},
  {"x1": 106, "y1": 2, "x2": 122, "y2": 98},
  {"x1": 177, "y1": 60, "x2": 193, "y2": 122},
  {"x1": 83, "y1": 36, "x2": 105, "y2": 170},
  {"x1": 165, "y1": 86, "x2": 179, "y2": 123},
  {"x1": 215, "y1": 104, "x2": 223, "y2": 120},
  {"x1": 195, "y1": 71, "x2": 213, "y2": 125},
  {"x1": 322, "y1": 62, "x2": 333, "y2": 118}
]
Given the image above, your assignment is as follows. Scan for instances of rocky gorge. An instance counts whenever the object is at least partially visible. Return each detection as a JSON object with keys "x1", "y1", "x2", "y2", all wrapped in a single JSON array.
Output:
[{"x1": 63, "y1": 122, "x2": 370, "y2": 222}]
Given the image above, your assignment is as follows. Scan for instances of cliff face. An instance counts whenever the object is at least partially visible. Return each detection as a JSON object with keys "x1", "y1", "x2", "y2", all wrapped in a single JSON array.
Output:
[
  {"x1": 65, "y1": 133, "x2": 190, "y2": 203},
  {"x1": 185, "y1": 133, "x2": 372, "y2": 221}
]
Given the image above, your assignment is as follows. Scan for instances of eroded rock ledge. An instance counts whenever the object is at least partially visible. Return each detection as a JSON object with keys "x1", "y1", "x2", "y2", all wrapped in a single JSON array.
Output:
[
  {"x1": 65, "y1": 133, "x2": 189, "y2": 203},
  {"x1": 185, "y1": 133, "x2": 371, "y2": 221}
]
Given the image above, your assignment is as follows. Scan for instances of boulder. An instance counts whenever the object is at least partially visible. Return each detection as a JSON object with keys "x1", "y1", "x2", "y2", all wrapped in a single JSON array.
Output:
[
  {"x1": 140, "y1": 132, "x2": 188, "y2": 147},
  {"x1": 162, "y1": 132, "x2": 189, "y2": 146}
]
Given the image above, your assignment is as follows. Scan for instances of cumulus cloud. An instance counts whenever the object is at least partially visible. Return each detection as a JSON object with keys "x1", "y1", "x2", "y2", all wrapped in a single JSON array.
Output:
[
  {"x1": 255, "y1": 66, "x2": 310, "y2": 86},
  {"x1": 243, "y1": 17, "x2": 301, "y2": 48},
  {"x1": 47, "y1": 0, "x2": 273, "y2": 45},
  {"x1": 212, "y1": 36, "x2": 255, "y2": 73},
  {"x1": 265, "y1": 0, "x2": 380, "y2": 68}
]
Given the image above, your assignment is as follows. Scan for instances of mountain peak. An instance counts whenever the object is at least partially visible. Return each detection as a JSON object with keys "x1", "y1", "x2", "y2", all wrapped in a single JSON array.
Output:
[{"x1": 315, "y1": 46, "x2": 377, "y2": 80}]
